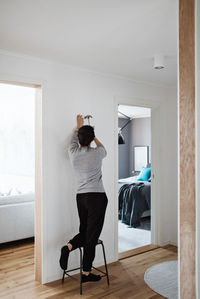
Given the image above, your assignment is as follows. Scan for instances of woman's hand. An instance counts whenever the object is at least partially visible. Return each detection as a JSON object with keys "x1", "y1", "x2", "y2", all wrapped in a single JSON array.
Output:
[
  {"x1": 94, "y1": 137, "x2": 101, "y2": 146},
  {"x1": 77, "y1": 114, "x2": 84, "y2": 129}
]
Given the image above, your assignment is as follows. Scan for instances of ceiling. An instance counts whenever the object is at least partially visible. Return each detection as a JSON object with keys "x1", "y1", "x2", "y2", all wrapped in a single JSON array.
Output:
[
  {"x1": 0, "y1": 0, "x2": 177, "y2": 86},
  {"x1": 118, "y1": 105, "x2": 151, "y2": 119}
]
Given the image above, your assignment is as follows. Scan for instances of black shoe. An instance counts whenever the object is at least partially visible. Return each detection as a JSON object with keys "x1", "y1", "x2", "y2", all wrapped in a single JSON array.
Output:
[
  {"x1": 82, "y1": 273, "x2": 101, "y2": 283},
  {"x1": 59, "y1": 246, "x2": 70, "y2": 270}
]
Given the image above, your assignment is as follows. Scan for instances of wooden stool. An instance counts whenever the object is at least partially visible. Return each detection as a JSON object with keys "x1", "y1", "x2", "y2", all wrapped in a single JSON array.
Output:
[{"x1": 62, "y1": 239, "x2": 109, "y2": 295}]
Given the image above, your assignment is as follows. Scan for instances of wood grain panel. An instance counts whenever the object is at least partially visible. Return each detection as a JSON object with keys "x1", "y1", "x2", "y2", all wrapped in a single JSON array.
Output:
[
  {"x1": 0, "y1": 241, "x2": 177, "y2": 298},
  {"x1": 179, "y1": 0, "x2": 195, "y2": 297}
]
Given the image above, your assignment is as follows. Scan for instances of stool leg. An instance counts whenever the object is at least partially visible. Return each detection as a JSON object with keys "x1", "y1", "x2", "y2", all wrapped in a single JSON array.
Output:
[
  {"x1": 101, "y1": 242, "x2": 109, "y2": 285},
  {"x1": 79, "y1": 247, "x2": 83, "y2": 295},
  {"x1": 62, "y1": 271, "x2": 65, "y2": 284}
]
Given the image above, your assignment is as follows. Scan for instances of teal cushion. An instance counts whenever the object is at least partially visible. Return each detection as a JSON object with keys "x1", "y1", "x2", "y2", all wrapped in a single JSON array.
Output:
[{"x1": 137, "y1": 167, "x2": 151, "y2": 181}]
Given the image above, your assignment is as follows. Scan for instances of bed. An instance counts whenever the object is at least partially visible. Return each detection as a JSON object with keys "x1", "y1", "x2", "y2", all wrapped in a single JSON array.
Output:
[
  {"x1": 0, "y1": 174, "x2": 35, "y2": 243},
  {"x1": 118, "y1": 175, "x2": 151, "y2": 228}
]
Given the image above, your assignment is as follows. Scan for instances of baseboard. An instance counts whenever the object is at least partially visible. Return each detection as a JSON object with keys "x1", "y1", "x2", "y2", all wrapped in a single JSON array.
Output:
[
  {"x1": 118, "y1": 244, "x2": 159, "y2": 260},
  {"x1": 0, "y1": 237, "x2": 34, "y2": 249},
  {"x1": 168, "y1": 241, "x2": 178, "y2": 247},
  {"x1": 159, "y1": 240, "x2": 178, "y2": 247}
]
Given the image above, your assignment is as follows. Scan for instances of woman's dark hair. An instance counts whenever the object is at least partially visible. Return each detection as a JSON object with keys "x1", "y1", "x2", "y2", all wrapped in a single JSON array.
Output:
[{"x1": 78, "y1": 125, "x2": 95, "y2": 146}]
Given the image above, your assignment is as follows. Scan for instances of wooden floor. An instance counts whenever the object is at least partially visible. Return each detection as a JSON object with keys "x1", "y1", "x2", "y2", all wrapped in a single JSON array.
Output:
[{"x1": 0, "y1": 241, "x2": 177, "y2": 299}]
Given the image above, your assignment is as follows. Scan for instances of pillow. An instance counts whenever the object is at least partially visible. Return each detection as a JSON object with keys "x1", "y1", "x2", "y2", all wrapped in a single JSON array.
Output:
[{"x1": 137, "y1": 167, "x2": 151, "y2": 181}]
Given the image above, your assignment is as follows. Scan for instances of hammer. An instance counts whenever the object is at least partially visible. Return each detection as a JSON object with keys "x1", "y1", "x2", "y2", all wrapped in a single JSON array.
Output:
[{"x1": 84, "y1": 115, "x2": 93, "y2": 125}]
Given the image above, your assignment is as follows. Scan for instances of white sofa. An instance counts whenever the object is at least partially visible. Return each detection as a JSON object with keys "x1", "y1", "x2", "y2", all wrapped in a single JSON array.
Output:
[{"x1": 0, "y1": 193, "x2": 34, "y2": 243}]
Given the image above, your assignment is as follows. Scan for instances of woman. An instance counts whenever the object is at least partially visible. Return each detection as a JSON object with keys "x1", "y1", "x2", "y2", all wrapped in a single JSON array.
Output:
[{"x1": 59, "y1": 115, "x2": 108, "y2": 283}]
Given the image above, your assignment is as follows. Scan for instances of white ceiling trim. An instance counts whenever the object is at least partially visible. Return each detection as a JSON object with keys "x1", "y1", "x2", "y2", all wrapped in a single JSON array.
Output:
[{"x1": 0, "y1": 49, "x2": 176, "y2": 89}]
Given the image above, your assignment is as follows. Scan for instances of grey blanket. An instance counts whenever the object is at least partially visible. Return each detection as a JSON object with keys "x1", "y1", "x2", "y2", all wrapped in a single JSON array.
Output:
[{"x1": 118, "y1": 182, "x2": 151, "y2": 227}]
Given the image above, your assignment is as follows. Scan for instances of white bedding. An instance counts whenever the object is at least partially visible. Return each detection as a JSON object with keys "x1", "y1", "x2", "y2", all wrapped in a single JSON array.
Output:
[
  {"x1": 0, "y1": 174, "x2": 34, "y2": 196},
  {"x1": 118, "y1": 176, "x2": 139, "y2": 184},
  {"x1": 0, "y1": 193, "x2": 34, "y2": 205},
  {"x1": 118, "y1": 175, "x2": 151, "y2": 186}
]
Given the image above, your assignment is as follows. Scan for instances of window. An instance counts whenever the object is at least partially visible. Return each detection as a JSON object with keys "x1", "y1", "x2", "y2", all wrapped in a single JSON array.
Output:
[{"x1": 0, "y1": 83, "x2": 35, "y2": 196}]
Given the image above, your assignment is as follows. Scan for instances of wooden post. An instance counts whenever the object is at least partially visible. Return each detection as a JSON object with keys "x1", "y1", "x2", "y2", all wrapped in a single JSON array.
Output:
[{"x1": 179, "y1": 0, "x2": 196, "y2": 297}]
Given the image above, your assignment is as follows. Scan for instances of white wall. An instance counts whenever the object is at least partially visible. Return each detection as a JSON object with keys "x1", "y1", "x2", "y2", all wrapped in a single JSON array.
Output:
[
  {"x1": 159, "y1": 98, "x2": 178, "y2": 246},
  {"x1": 0, "y1": 51, "x2": 177, "y2": 283}
]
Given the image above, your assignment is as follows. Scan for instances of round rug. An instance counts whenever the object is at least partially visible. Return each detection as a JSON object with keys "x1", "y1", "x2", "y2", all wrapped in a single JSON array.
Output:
[{"x1": 144, "y1": 260, "x2": 178, "y2": 299}]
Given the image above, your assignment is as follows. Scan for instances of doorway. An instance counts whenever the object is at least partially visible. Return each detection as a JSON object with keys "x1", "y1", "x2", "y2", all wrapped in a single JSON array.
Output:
[
  {"x1": 114, "y1": 96, "x2": 161, "y2": 260},
  {"x1": 0, "y1": 81, "x2": 42, "y2": 282},
  {"x1": 118, "y1": 104, "x2": 152, "y2": 253}
]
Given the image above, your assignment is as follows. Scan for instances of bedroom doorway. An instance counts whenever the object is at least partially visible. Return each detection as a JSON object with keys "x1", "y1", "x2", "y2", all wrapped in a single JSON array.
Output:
[
  {"x1": 114, "y1": 96, "x2": 160, "y2": 259},
  {"x1": 118, "y1": 104, "x2": 152, "y2": 254},
  {"x1": 0, "y1": 81, "x2": 42, "y2": 282}
]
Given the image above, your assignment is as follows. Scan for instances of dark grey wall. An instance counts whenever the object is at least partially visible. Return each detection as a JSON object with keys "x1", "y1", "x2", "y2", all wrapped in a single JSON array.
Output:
[
  {"x1": 130, "y1": 117, "x2": 151, "y2": 175},
  {"x1": 118, "y1": 118, "x2": 131, "y2": 179},
  {"x1": 118, "y1": 117, "x2": 151, "y2": 179}
]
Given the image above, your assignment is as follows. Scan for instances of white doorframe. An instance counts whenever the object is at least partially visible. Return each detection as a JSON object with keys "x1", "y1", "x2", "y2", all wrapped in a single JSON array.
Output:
[
  {"x1": 0, "y1": 75, "x2": 44, "y2": 283},
  {"x1": 114, "y1": 96, "x2": 162, "y2": 259}
]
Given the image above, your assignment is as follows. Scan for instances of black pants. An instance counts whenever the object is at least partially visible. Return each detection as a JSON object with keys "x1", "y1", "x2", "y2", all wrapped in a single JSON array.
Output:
[{"x1": 69, "y1": 192, "x2": 108, "y2": 272}]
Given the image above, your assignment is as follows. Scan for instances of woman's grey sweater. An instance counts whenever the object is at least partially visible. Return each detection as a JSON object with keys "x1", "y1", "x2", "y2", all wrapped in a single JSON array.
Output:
[{"x1": 68, "y1": 133, "x2": 107, "y2": 194}]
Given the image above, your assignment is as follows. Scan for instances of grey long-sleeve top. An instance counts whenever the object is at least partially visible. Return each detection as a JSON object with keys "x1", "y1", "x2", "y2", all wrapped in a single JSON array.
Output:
[{"x1": 68, "y1": 133, "x2": 107, "y2": 194}]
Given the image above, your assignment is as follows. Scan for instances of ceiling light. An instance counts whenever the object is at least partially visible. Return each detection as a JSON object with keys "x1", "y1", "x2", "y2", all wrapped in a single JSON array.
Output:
[{"x1": 154, "y1": 54, "x2": 164, "y2": 70}]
